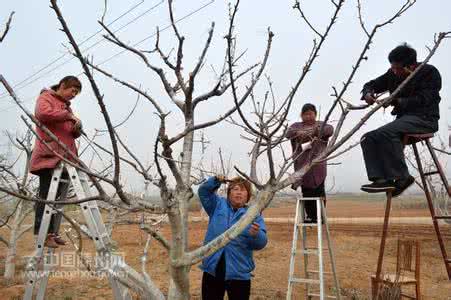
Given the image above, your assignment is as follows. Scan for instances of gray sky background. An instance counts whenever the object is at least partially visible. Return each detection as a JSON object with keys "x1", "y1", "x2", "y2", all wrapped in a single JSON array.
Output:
[{"x1": 1, "y1": 0, "x2": 450, "y2": 194}]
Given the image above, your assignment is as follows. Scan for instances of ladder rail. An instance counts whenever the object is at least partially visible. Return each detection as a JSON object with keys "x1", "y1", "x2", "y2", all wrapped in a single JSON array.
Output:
[
  {"x1": 425, "y1": 140, "x2": 450, "y2": 197},
  {"x1": 412, "y1": 143, "x2": 451, "y2": 279},
  {"x1": 24, "y1": 164, "x2": 65, "y2": 299},
  {"x1": 66, "y1": 166, "x2": 110, "y2": 251},
  {"x1": 36, "y1": 251, "x2": 55, "y2": 300},
  {"x1": 373, "y1": 190, "x2": 393, "y2": 299},
  {"x1": 321, "y1": 199, "x2": 341, "y2": 300},
  {"x1": 287, "y1": 196, "x2": 341, "y2": 300},
  {"x1": 317, "y1": 198, "x2": 324, "y2": 299},
  {"x1": 35, "y1": 164, "x2": 64, "y2": 257},
  {"x1": 24, "y1": 163, "x2": 133, "y2": 300},
  {"x1": 300, "y1": 200, "x2": 312, "y2": 299},
  {"x1": 287, "y1": 197, "x2": 301, "y2": 300}
]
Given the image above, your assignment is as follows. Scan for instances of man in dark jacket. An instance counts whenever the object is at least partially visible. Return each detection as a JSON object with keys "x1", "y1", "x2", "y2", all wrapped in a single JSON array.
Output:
[{"x1": 360, "y1": 43, "x2": 441, "y2": 197}]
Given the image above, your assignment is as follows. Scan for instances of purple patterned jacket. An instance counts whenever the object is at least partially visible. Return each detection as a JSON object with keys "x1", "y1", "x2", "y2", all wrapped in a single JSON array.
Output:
[{"x1": 286, "y1": 121, "x2": 334, "y2": 189}]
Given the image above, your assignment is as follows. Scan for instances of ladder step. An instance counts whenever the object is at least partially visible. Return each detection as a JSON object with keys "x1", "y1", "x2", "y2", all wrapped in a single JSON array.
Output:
[
  {"x1": 298, "y1": 249, "x2": 319, "y2": 255},
  {"x1": 308, "y1": 293, "x2": 337, "y2": 299},
  {"x1": 294, "y1": 248, "x2": 329, "y2": 255},
  {"x1": 434, "y1": 215, "x2": 451, "y2": 220},
  {"x1": 424, "y1": 170, "x2": 439, "y2": 176},
  {"x1": 82, "y1": 204, "x2": 100, "y2": 209},
  {"x1": 290, "y1": 278, "x2": 320, "y2": 285},
  {"x1": 446, "y1": 259, "x2": 451, "y2": 264},
  {"x1": 298, "y1": 223, "x2": 318, "y2": 227},
  {"x1": 76, "y1": 173, "x2": 89, "y2": 180},
  {"x1": 307, "y1": 269, "x2": 333, "y2": 275}
]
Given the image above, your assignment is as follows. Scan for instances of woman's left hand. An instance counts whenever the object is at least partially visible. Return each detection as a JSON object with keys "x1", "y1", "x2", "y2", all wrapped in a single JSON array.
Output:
[{"x1": 248, "y1": 222, "x2": 260, "y2": 237}]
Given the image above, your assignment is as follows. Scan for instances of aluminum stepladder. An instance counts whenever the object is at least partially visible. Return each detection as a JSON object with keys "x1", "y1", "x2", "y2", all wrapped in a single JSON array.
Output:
[
  {"x1": 287, "y1": 196, "x2": 341, "y2": 300},
  {"x1": 23, "y1": 163, "x2": 132, "y2": 300}
]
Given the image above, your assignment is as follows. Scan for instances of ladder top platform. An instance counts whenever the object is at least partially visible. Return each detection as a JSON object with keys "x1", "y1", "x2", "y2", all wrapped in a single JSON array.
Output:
[{"x1": 403, "y1": 133, "x2": 434, "y2": 145}]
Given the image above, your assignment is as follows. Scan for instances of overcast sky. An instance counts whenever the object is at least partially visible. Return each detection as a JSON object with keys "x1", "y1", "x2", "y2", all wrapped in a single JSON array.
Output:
[{"x1": 1, "y1": 0, "x2": 450, "y2": 193}]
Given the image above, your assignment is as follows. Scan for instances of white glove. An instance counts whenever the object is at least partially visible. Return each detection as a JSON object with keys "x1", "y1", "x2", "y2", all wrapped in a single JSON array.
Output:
[{"x1": 301, "y1": 141, "x2": 312, "y2": 150}]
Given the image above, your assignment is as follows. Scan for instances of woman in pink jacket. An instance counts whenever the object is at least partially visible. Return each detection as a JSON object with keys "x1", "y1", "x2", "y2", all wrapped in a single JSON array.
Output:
[{"x1": 30, "y1": 76, "x2": 82, "y2": 248}]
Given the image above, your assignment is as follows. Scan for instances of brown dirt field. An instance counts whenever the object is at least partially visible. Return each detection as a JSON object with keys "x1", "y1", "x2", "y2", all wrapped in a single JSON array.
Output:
[
  {"x1": 263, "y1": 200, "x2": 430, "y2": 218},
  {"x1": 1, "y1": 221, "x2": 451, "y2": 299},
  {"x1": 1, "y1": 198, "x2": 450, "y2": 299}
]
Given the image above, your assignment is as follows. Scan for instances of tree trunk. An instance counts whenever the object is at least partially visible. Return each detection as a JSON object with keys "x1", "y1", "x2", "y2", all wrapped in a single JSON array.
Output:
[
  {"x1": 167, "y1": 117, "x2": 195, "y2": 299},
  {"x1": 3, "y1": 201, "x2": 22, "y2": 280},
  {"x1": 167, "y1": 190, "x2": 191, "y2": 299},
  {"x1": 4, "y1": 234, "x2": 17, "y2": 280},
  {"x1": 167, "y1": 266, "x2": 190, "y2": 300}
]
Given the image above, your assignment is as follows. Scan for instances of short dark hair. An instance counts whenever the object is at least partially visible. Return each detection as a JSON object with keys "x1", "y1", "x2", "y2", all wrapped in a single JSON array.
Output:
[
  {"x1": 51, "y1": 76, "x2": 82, "y2": 92},
  {"x1": 388, "y1": 43, "x2": 417, "y2": 67},
  {"x1": 301, "y1": 103, "x2": 317, "y2": 114}
]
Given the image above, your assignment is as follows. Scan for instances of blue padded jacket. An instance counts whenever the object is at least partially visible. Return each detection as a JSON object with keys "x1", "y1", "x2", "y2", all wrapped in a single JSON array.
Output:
[{"x1": 198, "y1": 176, "x2": 267, "y2": 280}]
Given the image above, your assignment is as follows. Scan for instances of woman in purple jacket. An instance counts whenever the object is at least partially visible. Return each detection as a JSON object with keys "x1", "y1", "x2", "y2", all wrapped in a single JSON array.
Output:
[{"x1": 286, "y1": 103, "x2": 334, "y2": 223}]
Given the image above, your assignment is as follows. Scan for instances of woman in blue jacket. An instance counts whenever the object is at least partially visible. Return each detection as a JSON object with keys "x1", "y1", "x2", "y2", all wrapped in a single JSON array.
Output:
[{"x1": 198, "y1": 175, "x2": 268, "y2": 300}]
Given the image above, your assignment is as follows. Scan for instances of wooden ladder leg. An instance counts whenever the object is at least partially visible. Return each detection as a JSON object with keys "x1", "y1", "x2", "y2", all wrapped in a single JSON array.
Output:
[
  {"x1": 373, "y1": 191, "x2": 393, "y2": 299},
  {"x1": 412, "y1": 142, "x2": 451, "y2": 279},
  {"x1": 425, "y1": 140, "x2": 451, "y2": 197}
]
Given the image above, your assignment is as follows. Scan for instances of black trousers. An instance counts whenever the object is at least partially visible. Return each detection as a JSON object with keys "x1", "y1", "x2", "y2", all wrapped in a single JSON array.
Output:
[
  {"x1": 360, "y1": 115, "x2": 437, "y2": 182},
  {"x1": 301, "y1": 181, "x2": 326, "y2": 221},
  {"x1": 202, "y1": 254, "x2": 251, "y2": 300},
  {"x1": 33, "y1": 168, "x2": 69, "y2": 235},
  {"x1": 201, "y1": 272, "x2": 251, "y2": 300}
]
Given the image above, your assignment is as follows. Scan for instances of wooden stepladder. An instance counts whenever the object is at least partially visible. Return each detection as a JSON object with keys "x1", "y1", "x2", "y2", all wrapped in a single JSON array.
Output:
[
  {"x1": 287, "y1": 196, "x2": 341, "y2": 300},
  {"x1": 372, "y1": 133, "x2": 451, "y2": 298}
]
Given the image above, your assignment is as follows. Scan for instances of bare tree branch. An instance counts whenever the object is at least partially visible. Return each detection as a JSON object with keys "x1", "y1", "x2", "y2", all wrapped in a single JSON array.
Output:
[
  {"x1": 433, "y1": 147, "x2": 451, "y2": 155},
  {"x1": 293, "y1": 1, "x2": 322, "y2": 37},
  {"x1": 50, "y1": 0, "x2": 130, "y2": 205},
  {"x1": 0, "y1": 12, "x2": 14, "y2": 43},
  {"x1": 168, "y1": 0, "x2": 188, "y2": 96},
  {"x1": 98, "y1": 20, "x2": 182, "y2": 110},
  {"x1": 320, "y1": 0, "x2": 416, "y2": 139},
  {"x1": 357, "y1": 0, "x2": 370, "y2": 37},
  {"x1": 187, "y1": 22, "x2": 215, "y2": 97},
  {"x1": 87, "y1": 61, "x2": 166, "y2": 115},
  {"x1": 141, "y1": 225, "x2": 170, "y2": 250}
]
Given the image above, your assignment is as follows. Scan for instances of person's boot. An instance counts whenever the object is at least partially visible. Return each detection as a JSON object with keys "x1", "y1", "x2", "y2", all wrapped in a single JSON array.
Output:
[
  {"x1": 52, "y1": 234, "x2": 67, "y2": 246},
  {"x1": 393, "y1": 175, "x2": 415, "y2": 197},
  {"x1": 361, "y1": 180, "x2": 395, "y2": 193},
  {"x1": 44, "y1": 234, "x2": 59, "y2": 248}
]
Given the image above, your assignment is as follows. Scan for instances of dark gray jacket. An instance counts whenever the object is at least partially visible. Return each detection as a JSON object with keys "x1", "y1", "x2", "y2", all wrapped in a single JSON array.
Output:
[{"x1": 361, "y1": 63, "x2": 441, "y2": 120}]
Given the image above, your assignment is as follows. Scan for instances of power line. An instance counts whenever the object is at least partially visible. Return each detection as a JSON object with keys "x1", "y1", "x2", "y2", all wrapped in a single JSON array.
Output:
[
  {"x1": 0, "y1": 0, "x2": 164, "y2": 102},
  {"x1": 0, "y1": 0, "x2": 215, "y2": 114},
  {"x1": 0, "y1": 0, "x2": 146, "y2": 99}
]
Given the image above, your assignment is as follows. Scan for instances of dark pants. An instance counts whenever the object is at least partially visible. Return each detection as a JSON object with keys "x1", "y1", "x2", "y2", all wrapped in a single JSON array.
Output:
[
  {"x1": 201, "y1": 272, "x2": 251, "y2": 300},
  {"x1": 301, "y1": 181, "x2": 326, "y2": 221},
  {"x1": 34, "y1": 168, "x2": 69, "y2": 235},
  {"x1": 202, "y1": 254, "x2": 251, "y2": 300},
  {"x1": 360, "y1": 115, "x2": 437, "y2": 182}
]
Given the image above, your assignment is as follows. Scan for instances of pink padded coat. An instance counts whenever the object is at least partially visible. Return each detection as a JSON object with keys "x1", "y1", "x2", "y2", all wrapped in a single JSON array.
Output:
[{"x1": 30, "y1": 89, "x2": 80, "y2": 174}]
